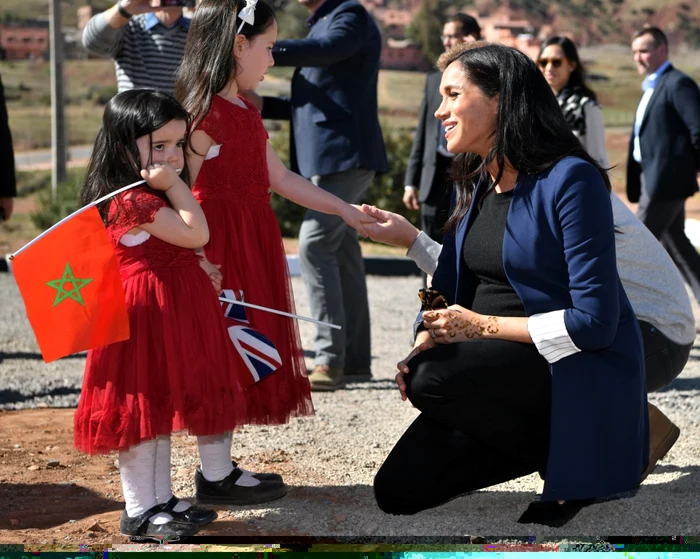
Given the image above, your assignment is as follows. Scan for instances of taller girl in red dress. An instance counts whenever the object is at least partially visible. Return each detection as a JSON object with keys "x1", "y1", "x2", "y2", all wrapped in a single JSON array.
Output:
[{"x1": 175, "y1": 0, "x2": 374, "y2": 498}]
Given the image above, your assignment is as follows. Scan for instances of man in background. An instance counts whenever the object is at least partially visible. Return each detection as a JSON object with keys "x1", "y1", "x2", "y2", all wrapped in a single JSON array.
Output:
[
  {"x1": 627, "y1": 26, "x2": 700, "y2": 304},
  {"x1": 82, "y1": 0, "x2": 191, "y2": 94},
  {"x1": 244, "y1": 0, "x2": 388, "y2": 391},
  {"x1": 0, "y1": 73, "x2": 16, "y2": 223}
]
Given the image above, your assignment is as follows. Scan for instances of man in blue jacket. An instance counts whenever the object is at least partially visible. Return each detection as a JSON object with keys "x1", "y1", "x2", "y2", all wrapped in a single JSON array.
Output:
[
  {"x1": 246, "y1": 0, "x2": 388, "y2": 391},
  {"x1": 627, "y1": 26, "x2": 700, "y2": 303}
]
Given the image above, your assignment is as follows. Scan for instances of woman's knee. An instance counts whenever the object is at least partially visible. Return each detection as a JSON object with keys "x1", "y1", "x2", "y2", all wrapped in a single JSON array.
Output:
[
  {"x1": 373, "y1": 462, "x2": 423, "y2": 515},
  {"x1": 403, "y1": 358, "x2": 443, "y2": 411}
]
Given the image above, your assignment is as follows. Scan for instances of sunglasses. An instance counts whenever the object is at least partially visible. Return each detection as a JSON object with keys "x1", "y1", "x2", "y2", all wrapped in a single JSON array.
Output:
[{"x1": 538, "y1": 58, "x2": 563, "y2": 69}]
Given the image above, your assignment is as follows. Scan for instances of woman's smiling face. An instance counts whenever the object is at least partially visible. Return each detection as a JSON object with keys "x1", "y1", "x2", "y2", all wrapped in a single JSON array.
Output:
[{"x1": 434, "y1": 61, "x2": 498, "y2": 158}]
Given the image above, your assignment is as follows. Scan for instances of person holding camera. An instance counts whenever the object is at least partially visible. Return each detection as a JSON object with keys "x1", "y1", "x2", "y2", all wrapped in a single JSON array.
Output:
[{"x1": 82, "y1": 0, "x2": 193, "y2": 95}]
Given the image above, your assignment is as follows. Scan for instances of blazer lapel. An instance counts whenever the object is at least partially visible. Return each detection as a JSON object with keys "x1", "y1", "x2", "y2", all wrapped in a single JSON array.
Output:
[
  {"x1": 639, "y1": 65, "x2": 673, "y2": 134},
  {"x1": 454, "y1": 180, "x2": 486, "y2": 280}
]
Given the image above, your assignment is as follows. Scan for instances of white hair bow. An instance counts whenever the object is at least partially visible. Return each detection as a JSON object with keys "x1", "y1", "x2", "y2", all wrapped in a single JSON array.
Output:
[{"x1": 237, "y1": 0, "x2": 258, "y2": 33}]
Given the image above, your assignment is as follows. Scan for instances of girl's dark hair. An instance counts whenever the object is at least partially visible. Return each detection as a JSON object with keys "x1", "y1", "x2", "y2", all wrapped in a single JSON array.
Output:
[
  {"x1": 538, "y1": 36, "x2": 597, "y2": 102},
  {"x1": 437, "y1": 42, "x2": 611, "y2": 231},
  {"x1": 175, "y1": 0, "x2": 276, "y2": 132},
  {"x1": 79, "y1": 89, "x2": 192, "y2": 220}
]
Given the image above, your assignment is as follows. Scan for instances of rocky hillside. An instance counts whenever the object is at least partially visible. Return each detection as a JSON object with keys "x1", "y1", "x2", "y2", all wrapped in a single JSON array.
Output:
[
  {"x1": 2, "y1": 0, "x2": 700, "y2": 46},
  {"x1": 474, "y1": 0, "x2": 699, "y2": 46}
]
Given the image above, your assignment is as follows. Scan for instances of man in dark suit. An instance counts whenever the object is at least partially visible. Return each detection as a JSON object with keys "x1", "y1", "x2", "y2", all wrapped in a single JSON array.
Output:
[
  {"x1": 245, "y1": 0, "x2": 388, "y2": 391},
  {"x1": 0, "y1": 73, "x2": 16, "y2": 222},
  {"x1": 627, "y1": 26, "x2": 700, "y2": 302},
  {"x1": 403, "y1": 14, "x2": 481, "y2": 246}
]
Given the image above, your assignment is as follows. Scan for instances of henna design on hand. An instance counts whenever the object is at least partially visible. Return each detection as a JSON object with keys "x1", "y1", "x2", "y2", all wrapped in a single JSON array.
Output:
[{"x1": 441, "y1": 311, "x2": 500, "y2": 339}]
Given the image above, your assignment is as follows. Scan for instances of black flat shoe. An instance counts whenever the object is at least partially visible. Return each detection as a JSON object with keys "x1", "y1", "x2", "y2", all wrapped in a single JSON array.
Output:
[
  {"x1": 195, "y1": 465, "x2": 288, "y2": 506},
  {"x1": 120, "y1": 506, "x2": 199, "y2": 542},
  {"x1": 231, "y1": 460, "x2": 283, "y2": 483},
  {"x1": 517, "y1": 498, "x2": 595, "y2": 528},
  {"x1": 161, "y1": 496, "x2": 218, "y2": 527}
]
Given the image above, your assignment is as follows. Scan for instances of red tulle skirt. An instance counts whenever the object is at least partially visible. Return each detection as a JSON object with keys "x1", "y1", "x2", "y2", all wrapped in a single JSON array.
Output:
[
  {"x1": 200, "y1": 197, "x2": 314, "y2": 425},
  {"x1": 74, "y1": 264, "x2": 248, "y2": 454}
]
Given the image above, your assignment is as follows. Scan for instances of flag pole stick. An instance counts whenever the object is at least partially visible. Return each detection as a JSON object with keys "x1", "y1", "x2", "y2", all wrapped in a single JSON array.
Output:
[
  {"x1": 219, "y1": 297, "x2": 342, "y2": 330},
  {"x1": 10, "y1": 179, "x2": 146, "y2": 260}
]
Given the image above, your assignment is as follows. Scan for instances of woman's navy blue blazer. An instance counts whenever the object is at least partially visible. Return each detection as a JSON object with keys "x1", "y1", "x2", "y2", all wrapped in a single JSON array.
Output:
[{"x1": 429, "y1": 157, "x2": 649, "y2": 501}]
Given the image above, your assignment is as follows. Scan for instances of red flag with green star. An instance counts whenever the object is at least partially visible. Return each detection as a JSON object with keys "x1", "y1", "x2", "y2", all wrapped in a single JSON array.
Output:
[{"x1": 11, "y1": 206, "x2": 129, "y2": 362}]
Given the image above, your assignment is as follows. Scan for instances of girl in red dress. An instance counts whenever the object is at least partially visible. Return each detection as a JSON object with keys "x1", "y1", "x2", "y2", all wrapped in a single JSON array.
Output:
[
  {"x1": 175, "y1": 0, "x2": 374, "y2": 499},
  {"x1": 74, "y1": 90, "x2": 275, "y2": 541}
]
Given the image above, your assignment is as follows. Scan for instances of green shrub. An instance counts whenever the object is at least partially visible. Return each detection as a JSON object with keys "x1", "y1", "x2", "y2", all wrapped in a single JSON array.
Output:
[
  {"x1": 30, "y1": 168, "x2": 85, "y2": 231},
  {"x1": 268, "y1": 121, "x2": 420, "y2": 238},
  {"x1": 88, "y1": 84, "x2": 119, "y2": 105}
]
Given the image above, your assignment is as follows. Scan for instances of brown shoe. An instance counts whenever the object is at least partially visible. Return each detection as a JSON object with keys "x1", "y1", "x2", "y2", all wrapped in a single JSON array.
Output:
[
  {"x1": 308, "y1": 365, "x2": 345, "y2": 392},
  {"x1": 640, "y1": 402, "x2": 681, "y2": 483}
]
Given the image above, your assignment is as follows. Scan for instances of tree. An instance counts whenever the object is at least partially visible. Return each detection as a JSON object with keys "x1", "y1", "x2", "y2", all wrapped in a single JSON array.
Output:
[
  {"x1": 275, "y1": 0, "x2": 310, "y2": 40},
  {"x1": 406, "y1": 0, "x2": 446, "y2": 65}
]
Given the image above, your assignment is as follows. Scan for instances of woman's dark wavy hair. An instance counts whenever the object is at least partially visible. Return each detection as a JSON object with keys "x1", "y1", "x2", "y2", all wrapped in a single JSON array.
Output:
[
  {"x1": 538, "y1": 35, "x2": 597, "y2": 101},
  {"x1": 438, "y1": 42, "x2": 612, "y2": 232},
  {"x1": 79, "y1": 89, "x2": 192, "y2": 221},
  {"x1": 175, "y1": 0, "x2": 276, "y2": 135}
]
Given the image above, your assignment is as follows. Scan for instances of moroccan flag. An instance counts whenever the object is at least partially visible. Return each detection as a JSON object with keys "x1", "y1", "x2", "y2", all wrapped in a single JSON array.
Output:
[{"x1": 12, "y1": 206, "x2": 129, "y2": 362}]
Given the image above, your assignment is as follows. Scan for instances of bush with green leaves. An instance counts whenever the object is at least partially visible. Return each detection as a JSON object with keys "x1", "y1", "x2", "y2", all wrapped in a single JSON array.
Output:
[
  {"x1": 269, "y1": 121, "x2": 420, "y2": 238},
  {"x1": 30, "y1": 168, "x2": 85, "y2": 231}
]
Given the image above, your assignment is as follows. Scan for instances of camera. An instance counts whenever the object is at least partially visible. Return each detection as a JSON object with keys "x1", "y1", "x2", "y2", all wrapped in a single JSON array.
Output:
[{"x1": 151, "y1": 0, "x2": 196, "y2": 8}]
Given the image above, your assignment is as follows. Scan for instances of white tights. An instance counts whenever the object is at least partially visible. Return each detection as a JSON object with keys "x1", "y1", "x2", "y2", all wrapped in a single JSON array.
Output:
[
  {"x1": 197, "y1": 431, "x2": 259, "y2": 487},
  {"x1": 119, "y1": 436, "x2": 189, "y2": 523}
]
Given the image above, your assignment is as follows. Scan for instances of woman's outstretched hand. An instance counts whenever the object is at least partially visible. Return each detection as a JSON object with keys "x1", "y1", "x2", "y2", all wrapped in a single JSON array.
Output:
[
  {"x1": 342, "y1": 204, "x2": 377, "y2": 238},
  {"x1": 360, "y1": 204, "x2": 421, "y2": 249},
  {"x1": 395, "y1": 330, "x2": 434, "y2": 401},
  {"x1": 423, "y1": 305, "x2": 498, "y2": 343}
]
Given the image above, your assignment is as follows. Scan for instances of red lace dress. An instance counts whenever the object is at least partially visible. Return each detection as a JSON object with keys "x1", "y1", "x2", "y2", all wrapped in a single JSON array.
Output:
[
  {"x1": 74, "y1": 187, "x2": 248, "y2": 455},
  {"x1": 193, "y1": 94, "x2": 313, "y2": 425}
]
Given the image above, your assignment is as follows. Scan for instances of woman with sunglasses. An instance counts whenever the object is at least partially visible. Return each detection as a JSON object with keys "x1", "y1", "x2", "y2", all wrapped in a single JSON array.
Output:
[{"x1": 538, "y1": 36, "x2": 609, "y2": 168}]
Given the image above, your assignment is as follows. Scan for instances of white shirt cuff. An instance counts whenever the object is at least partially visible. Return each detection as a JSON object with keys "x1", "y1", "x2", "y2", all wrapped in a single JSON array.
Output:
[
  {"x1": 404, "y1": 185, "x2": 417, "y2": 191},
  {"x1": 528, "y1": 310, "x2": 581, "y2": 364},
  {"x1": 406, "y1": 231, "x2": 440, "y2": 276}
]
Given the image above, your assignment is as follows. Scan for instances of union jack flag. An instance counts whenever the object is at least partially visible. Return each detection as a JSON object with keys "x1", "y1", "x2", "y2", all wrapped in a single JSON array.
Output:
[{"x1": 221, "y1": 289, "x2": 282, "y2": 384}]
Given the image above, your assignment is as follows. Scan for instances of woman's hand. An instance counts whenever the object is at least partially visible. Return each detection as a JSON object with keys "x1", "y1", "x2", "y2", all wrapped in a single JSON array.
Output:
[
  {"x1": 340, "y1": 204, "x2": 377, "y2": 238},
  {"x1": 198, "y1": 256, "x2": 223, "y2": 295},
  {"x1": 360, "y1": 204, "x2": 421, "y2": 249},
  {"x1": 423, "y1": 305, "x2": 499, "y2": 343},
  {"x1": 395, "y1": 330, "x2": 435, "y2": 401},
  {"x1": 140, "y1": 162, "x2": 181, "y2": 192}
]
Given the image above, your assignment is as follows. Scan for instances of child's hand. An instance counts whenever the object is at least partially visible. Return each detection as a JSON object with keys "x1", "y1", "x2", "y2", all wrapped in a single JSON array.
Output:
[
  {"x1": 198, "y1": 256, "x2": 223, "y2": 295},
  {"x1": 140, "y1": 163, "x2": 181, "y2": 192},
  {"x1": 341, "y1": 204, "x2": 377, "y2": 238}
]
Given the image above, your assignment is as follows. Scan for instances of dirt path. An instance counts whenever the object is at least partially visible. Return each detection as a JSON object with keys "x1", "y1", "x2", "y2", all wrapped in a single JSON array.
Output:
[{"x1": 0, "y1": 409, "x2": 272, "y2": 547}]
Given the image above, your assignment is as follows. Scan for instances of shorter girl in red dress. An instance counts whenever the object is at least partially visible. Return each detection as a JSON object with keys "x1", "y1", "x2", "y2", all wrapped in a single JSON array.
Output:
[
  {"x1": 73, "y1": 90, "x2": 273, "y2": 541},
  {"x1": 174, "y1": 0, "x2": 375, "y2": 504}
]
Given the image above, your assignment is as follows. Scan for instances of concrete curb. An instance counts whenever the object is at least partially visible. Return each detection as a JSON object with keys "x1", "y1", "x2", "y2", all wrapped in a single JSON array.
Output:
[{"x1": 286, "y1": 254, "x2": 420, "y2": 277}]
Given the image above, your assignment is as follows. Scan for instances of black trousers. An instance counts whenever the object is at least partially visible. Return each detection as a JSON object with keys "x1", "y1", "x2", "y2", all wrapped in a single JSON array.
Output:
[
  {"x1": 374, "y1": 340, "x2": 551, "y2": 515},
  {"x1": 639, "y1": 320, "x2": 692, "y2": 393},
  {"x1": 637, "y1": 185, "x2": 700, "y2": 303}
]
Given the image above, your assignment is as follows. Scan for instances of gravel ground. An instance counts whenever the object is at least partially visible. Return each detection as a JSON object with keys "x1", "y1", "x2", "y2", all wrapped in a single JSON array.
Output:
[{"x1": 1, "y1": 271, "x2": 699, "y2": 537}]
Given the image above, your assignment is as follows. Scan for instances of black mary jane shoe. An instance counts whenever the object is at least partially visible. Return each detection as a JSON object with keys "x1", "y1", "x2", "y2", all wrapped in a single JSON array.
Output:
[
  {"x1": 517, "y1": 498, "x2": 595, "y2": 528},
  {"x1": 120, "y1": 506, "x2": 199, "y2": 542},
  {"x1": 231, "y1": 460, "x2": 283, "y2": 483},
  {"x1": 195, "y1": 465, "x2": 287, "y2": 506},
  {"x1": 161, "y1": 496, "x2": 218, "y2": 527}
]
